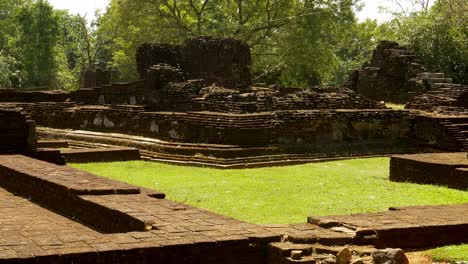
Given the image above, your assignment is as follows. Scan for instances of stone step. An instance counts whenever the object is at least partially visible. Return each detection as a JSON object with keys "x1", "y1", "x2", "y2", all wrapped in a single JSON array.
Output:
[
  {"x1": 417, "y1": 72, "x2": 445, "y2": 79},
  {"x1": 37, "y1": 140, "x2": 69, "y2": 149},
  {"x1": 454, "y1": 124, "x2": 468, "y2": 129},
  {"x1": 426, "y1": 77, "x2": 453, "y2": 85},
  {"x1": 431, "y1": 83, "x2": 454, "y2": 89},
  {"x1": 61, "y1": 147, "x2": 142, "y2": 163}
]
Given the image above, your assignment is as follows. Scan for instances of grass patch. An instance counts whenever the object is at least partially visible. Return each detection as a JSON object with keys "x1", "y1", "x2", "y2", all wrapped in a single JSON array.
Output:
[
  {"x1": 385, "y1": 103, "x2": 406, "y2": 110},
  {"x1": 427, "y1": 244, "x2": 468, "y2": 262},
  {"x1": 70, "y1": 158, "x2": 468, "y2": 224}
]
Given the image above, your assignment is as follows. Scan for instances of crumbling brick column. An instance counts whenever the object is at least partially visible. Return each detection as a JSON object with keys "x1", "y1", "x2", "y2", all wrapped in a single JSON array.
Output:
[
  {"x1": 180, "y1": 36, "x2": 252, "y2": 88},
  {"x1": 0, "y1": 107, "x2": 37, "y2": 154}
]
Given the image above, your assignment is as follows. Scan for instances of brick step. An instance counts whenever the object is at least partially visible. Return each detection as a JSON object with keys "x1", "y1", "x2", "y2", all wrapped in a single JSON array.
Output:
[
  {"x1": 37, "y1": 140, "x2": 69, "y2": 148},
  {"x1": 61, "y1": 147, "x2": 142, "y2": 163},
  {"x1": 0, "y1": 155, "x2": 151, "y2": 233},
  {"x1": 417, "y1": 72, "x2": 445, "y2": 79},
  {"x1": 426, "y1": 78, "x2": 453, "y2": 85}
]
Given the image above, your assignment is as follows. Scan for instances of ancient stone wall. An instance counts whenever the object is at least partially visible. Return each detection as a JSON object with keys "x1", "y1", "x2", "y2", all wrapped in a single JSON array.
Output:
[
  {"x1": 136, "y1": 43, "x2": 181, "y2": 79},
  {"x1": 80, "y1": 69, "x2": 111, "y2": 88},
  {"x1": 0, "y1": 89, "x2": 69, "y2": 102},
  {"x1": 0, "y1": 107, "x2": 37, "y2": 153},
  {"x1": 180, "y1": 36, "x2": 252, "y2": 88},
  {"x1": 412, "y1": 115, "x2": 468, "y2": 151},
  {"x1": 136, "y1": 36, "x2": 252, "y2": 88},
  {"x1": 406, "y1": 83, "x2": 468, "y2": 114},
  {"x1": 16, "y1": 103, "x2": 414, "y2": 154},
  {"x1": 345, "y1": 41, "x2": 427, "y2": 103}
]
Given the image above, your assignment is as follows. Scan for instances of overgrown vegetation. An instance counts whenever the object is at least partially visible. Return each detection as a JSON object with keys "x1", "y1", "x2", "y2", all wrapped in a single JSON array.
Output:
[{"x1": 0, "y1": 0, "x2": 466, "y2": 90}]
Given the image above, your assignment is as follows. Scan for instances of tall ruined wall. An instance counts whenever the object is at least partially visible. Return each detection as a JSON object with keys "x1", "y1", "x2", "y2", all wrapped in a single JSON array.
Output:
[
  {"x1": 0, "y1": 107, "x2": 37, "y2": 153},
  {"x1": 180, "y1": 37, "x2": 252, "y2": 88},
  {"x1": 136, "y1": 36, "x2": 252, "y2": 88},
  {"x1": 136, "y1": 43, "x2": 181, "y2": 79},
  {"x1": 345, "y1": 41, "x2": 427, "y2": 103},
  {"x1": 80, "y1": 69, "x2": 111, "y2": 88}
]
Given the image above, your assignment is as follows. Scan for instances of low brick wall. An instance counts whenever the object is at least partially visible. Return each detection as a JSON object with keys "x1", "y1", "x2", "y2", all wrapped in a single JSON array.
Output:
[
  {"x1": 62, "y1": 147, "x2": 141, "y2": 163},
  {"x1": 0, "y1": 89, "x2": 69, "y2": 102},
  {"x1": 17, "y1": 103, "x2": 414, "y2": 151},
  {"x1": 0, "y1": 155, "x2": 150, "y2": 233},
  {"x1": 390, "y1": 153, "x2": 468, "y2": 190}
]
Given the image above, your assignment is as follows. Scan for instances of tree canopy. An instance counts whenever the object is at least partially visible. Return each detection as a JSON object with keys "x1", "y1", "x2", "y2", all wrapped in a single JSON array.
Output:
[{"x1": 0, "y1": 0, "x2": 465, "y2": 89}]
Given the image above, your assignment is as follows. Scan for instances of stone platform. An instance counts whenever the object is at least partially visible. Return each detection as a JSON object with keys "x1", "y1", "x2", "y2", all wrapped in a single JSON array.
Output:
[
  {"x1": 37, "y1": 127, "x2": 421, "y2": 169},
  {"x1": 390, "y1": 152, "x2": 468, "y2": 189}
]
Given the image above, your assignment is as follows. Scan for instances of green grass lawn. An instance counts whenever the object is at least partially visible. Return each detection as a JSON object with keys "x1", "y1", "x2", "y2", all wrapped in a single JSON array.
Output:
[
  {"x1": 71, "y1": 157, "x2": 468, "y2": 262},
  {"x1": 427, "y1": 244, "x2": 468, "y2": 262},
  {"x1": 70, "y1": 157, "x2": 467, "y2": 224}
]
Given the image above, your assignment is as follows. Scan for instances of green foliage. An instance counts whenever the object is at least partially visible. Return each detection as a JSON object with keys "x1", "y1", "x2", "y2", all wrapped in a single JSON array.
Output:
[
  {"x1": 71, "y1": 158, "x2": 468, "y2": 224},
  {"x1": 97, "y1": 0, "x2": 364, "y2": 86},
  {"x1": 0, "y1": 0, "x2": 100, "y2": 90},
  {"x1": 16, "y1": 0, "x2": 60, "y2": 87},
  {"x1": 54, "y1": 11, "x2": 102, "y2": 90},
  {"x1": 379, "y1": 0, "x2": 468, "y2": 84},
  {"x1": 0, "y1": 52, "x2": 13, "y2": 88}
]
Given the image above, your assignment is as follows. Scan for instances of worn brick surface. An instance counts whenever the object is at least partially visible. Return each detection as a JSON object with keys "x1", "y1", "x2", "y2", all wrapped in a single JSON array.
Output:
[
  {"x1": 308, "y1": 204, "x2": 468, "y2": 248},
  {"x1": 0, "y1": 186, "x2": 269, "y2": 263},
  {"x1": 0, "y1": 154, "x2": 140, "y2": 195},
  {"x1": 0, "y1": 154, "x2": 279, "y2": 263}
]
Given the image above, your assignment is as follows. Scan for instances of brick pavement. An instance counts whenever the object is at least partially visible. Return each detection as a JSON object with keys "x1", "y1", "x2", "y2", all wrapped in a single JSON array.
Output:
[{"x1": 0, "y1": 154, "x2": 280, "y2": 263}]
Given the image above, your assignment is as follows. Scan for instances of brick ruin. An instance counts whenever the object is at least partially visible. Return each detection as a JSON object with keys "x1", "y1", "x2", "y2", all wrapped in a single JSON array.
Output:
[
  {"x1": 0, "y1": 37, "x2": 467, "y2": 263},
  {"x1": 0, "y1": 37, "x2": 467, "y2": 167},
  {"x1": 0, "y1": 107, "x2": 37, "y2": 154},
  {"x1": 345, "y1": 41, "x2": 468, "y2": 106},
  {"x1": 72, "y1": 36, "x2": 383, "y2": 113}
]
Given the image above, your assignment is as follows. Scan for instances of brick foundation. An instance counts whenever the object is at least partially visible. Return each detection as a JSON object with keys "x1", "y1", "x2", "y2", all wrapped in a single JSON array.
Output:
[{"x1": 390, "y1": 152, "x2": 468, "y2": 190}]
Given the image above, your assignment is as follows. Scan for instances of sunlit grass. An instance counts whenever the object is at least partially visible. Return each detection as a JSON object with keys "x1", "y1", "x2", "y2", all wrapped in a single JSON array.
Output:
[
  {"x1": 385, "y1": 103, "x2": 406, "y2": 110},
  {"x1": 427, "y1": 244, "x2": 468, "y2": 262},
  {"x1": 70, "y1": 158, "x2": 468, "y2": 224}
]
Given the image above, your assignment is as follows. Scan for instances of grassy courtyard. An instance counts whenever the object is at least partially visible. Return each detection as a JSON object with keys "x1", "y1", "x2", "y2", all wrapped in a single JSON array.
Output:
[
  {"x1": 71, "y1": 157, "x2": 467, "y2": 224},
  {"x1": 71, "y1": 158, "x2": 468, "y2": 262}
]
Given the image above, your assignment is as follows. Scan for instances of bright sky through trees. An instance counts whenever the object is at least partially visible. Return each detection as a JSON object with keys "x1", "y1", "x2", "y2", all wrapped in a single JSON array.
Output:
[{"x1": 48, "y1": 0, "x2": 435, "y2": 22}]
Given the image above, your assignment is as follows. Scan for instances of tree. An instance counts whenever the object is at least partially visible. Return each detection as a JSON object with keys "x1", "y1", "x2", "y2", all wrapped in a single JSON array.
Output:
[
  {"x1": 0, "y1": 52, "x2": 13, "y2": 88},
  {"x1": 97, "y1": 0, "x2": 363, "y2": 87},
  {"x1": 379, "y1": 0, "x2": 467, "y2": 84},
  {"x1": 16, "y1": 0, "x2": 59, "y2": 87}
]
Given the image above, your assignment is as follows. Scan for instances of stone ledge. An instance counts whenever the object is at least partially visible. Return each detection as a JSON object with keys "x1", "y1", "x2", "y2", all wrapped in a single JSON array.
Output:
[
  {"x1": 390, "y1": 152, "x2": 468, "y2": 189},
  {"x1": 61, "y1": 147, "x2": 141, "y2": 163}
]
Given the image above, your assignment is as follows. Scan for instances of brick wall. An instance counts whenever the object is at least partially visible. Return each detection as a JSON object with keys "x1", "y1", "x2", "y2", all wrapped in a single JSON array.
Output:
[
  {"x1": 17, "y1": 102, "x2": 414, "y2": 152},
  {"x1": 0, "y1": 107, "x2": 37, "y2": 153}
]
